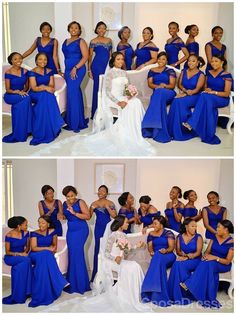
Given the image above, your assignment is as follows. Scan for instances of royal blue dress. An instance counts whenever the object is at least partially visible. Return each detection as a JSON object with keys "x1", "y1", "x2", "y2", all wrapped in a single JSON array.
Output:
[
  {"x1": 62, "y1": 38, "x2": 89, "y2": 131},
  {"x1": 63, "y1": 200, "x2": 91, "y2": 294},
  {"x1": 29, "y1": 230, "x2": 67, "y2": 307},
  {"x1": 138, "y1": 208, "x2": 161, "y2": 227},
  {"x1": 165, "y1": 37, "x2": 186, "y2": 69},
  {"x1": 165, "y1": 207, "x2": 183, "y2": 232},
  {"x1": 184, "y1": 234, "x2": 233, "y2": 308},
  {"x1": 167, "y1": 69, "x2": 204, "y2": 141},
  {"x1": 141, "y1": 230, "x2": 176, "y2": 307},
  {"x1": 3, "y1": 231, "x2": 32, "y2": 304},
  {"x1": 36, "y1": 37, "x2": 57, "y2": 74},
  {"x1": 142, "y1": 67, "x2": 176, "y2": 143},
  {"x1": 117, "y1": 43, "x2": 134, "y2": 70},
  {"x1": 90, "y1": 41, "x2": 112, "y2": 119},
  {"x1": 204, "y1": 206, "x2": 226, "y2": 240},
  {"x1": 186, "y1": 71, "x2": 232, "y2": 144},
  {"x1": 205, "y1": 42, "x2": 226, "y2": 72},
  {"x1": 182, "y1": 207, "x2": 198, "y2": 219},
  {"x1": 40, "y1": 199, "x2": 63, "y2": 236},
  {"x1": 168, "y1": 233, "x2": 202, "y2": 304},
  {"x1": 184, "y1": 42, "x2": 199, "y2": 68},
  {"x1": 118, "y1": 208, "x2": 135, "y2": 234},
  {"x1": 135, "y1": 42, "x2": 159, "y2": 68},
  {"x1": 28, "y1": 69, "x2": 64, "y2": 145},
  {"x1": 3, "y1": 68, "x2": 32, "y2": 143}
]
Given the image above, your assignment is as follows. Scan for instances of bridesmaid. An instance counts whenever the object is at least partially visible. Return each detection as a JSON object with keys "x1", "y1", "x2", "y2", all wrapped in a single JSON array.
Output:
[
  {"x1": 167, "y1": 54, "x2": 205, "y2": 141},
  {"x1": 142, "y1": 51, "x2": 176, "y2": 143},
  {"x1": 184, "y1": 24, "x2": 200, "y2": 68},
  {"x1": 29, "y1": 215, "x2": 67, "y2": 307},
  {"x1": 90, "y1": 185, "x2": 117, "y2": 282},
  {"x1": 2, "y1": 216, "x2": 31, "y2": 305},
  {"x1": 88, "y1": 21, "x2": 112, "y2": 119},
  {"x1": 168, "y1": 218, "x2": 203, "y2": 305},
  {"x1": 182, "y1": 55, "x2": 233, "y2": 144},
  {"x1": 62, "y1": 21, "x2": 89, "y2": 132},
  {"x1": 141, "y1": 216, "x2": 176, "y2": 307},
  {"x1": 137, "y1": 195, "x2": 160, "y2": 228},
  {"x1": 164, "y1": 186, "x2": 184, "y2": 232},
  {"x1": 28, "y1": 52, "x2": 64, "y2": 145},
  {"x1": 38, "y1": 185, "x2": 63, "y2": 236},
  {"x1": 202, "y1": 191, "x2": 227, "y2": 240},
  {"x1": 62, "y1": 186, "x2": 91, "y2": 294},
  {"x1": 165, "y1": 21, "x2": 189, "y2": 69},
  {"x1": 22, "y1": 22, "x2": 60, "y2": 75},
  {"x1": 3, "y1": 52, "x2": 32, "y2": 143},
  {"x1": 118, "y1": 192, "x2": 138, "y2": 234},
  {"x1": 117, "y1": 26, "x2": 134, "y2": 70},
  {"x1": 205, "y1": 26, "x2": 227, "y2": 73},
  {"x1": 181, "y1": 220, "x2": 234, "y2": 308},
  {"x1": 134, "y1": 27, "x2": 159, "y2": 70},
  {"x1": 182, "y1": 190, "x2": 202, "y2": 221}
]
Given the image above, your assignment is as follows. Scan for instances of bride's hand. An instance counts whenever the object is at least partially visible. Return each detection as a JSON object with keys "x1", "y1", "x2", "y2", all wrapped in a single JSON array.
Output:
[
  {"x1": 115, "y1": 256, "x2": 122, "y2": 264},
  {"x1": 117, "y1": 101, "x2": 127, "y2": 109}
]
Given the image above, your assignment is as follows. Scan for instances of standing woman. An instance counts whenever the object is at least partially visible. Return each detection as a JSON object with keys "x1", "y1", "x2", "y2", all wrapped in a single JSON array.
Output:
[
  {"x1": 134, "y1": 27, "x2": 159, "y2": 70},
  {"x1": 137, "y1": 195, "x2": 160, "y2": 228},
  {"x1": 182, "y1": 190, "x2": 202, "y2": 221},
  {"x1": 3, "y1": 52, "x2": 32, "y2": 143},
  {"x1": 28, "y1": 52, "x2": 64, "y2": 145},
  {"x1": 184, "y1": 24, "x2": 200, "y2": 68},
  {"x1": 202, "y1": 191, "x2": 227, "y2": 240},
  {"x1": 117, "y1": 26, "x2": 134, "y2": 70},
  {"x1": 2, "y1": 216, "x2": 32, "y2": 305},
  {"x1": 165, "y1": 21, "x2": 189, "y2": 69},
  {"x1": 62, "y1": 21, "x2": 89, "y2": 132},
  {"x1": 88, "y1": 21, "x2": 112, "y2": 119},
  {"x1": 90, "y1": 185, "x2": 117, "y2": 282},
  {"x1": 22, "y1": 22, "x2": 60, "y2": 75},
  {"x1": 118, "y1": 192, "x2": 138, "y2": 234},
  {"x1": 141, "y1": 51, "x2": 176, "y2": 143},
  {"x1": 62, "y1": 186, "x2": 91, "y2": 294},
  {"x1": 38, "y1": 185, "x2": 63, "y2": 236}
]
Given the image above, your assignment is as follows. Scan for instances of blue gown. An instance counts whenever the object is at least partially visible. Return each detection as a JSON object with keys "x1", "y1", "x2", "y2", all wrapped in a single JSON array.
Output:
[
  {"x1": 135, "y1": 42, "x2": 159, "y2": 68},
  {"x1": 184, "y1": 234, "x2": 233, "y2": 308},
  {"x1": 62, "y1": 38, "x2": 89, "y2": 131},
  {"x1": 28, "y1": 69, "x2": 64, "y2": 145},
  {"x1": 186, "y1": 71, "x2": 232, "y2": 144},
  {"x1": 141, "y1": 229, "x2": 176, "y2": 307},
  {"x1": 117, "y1": 43, "x2": 134, "y2": 70},
  {"x1": 167, "y1": 69, "x2": 204, "y2": 140},
  {"x1": 90, "y1": 41, "x2": 112, "y2": 119},
  {"x1": 164, "y1": 207, "x2": 183, "y2": 232},
  {"x1": 2, "y1": 231, "x2": 32, "y2": 304},
  {"x1": 118, "y1": 208, "x2": 135, "y2": 234},
  {"x1": 40, "y1": 199, "x2": 63, "y2": 236},
  {"x1": 204, "y1": 206, "x2": 226, "y2": 240},
  {"x1": 165, "y1": 37, "x2": 186, "y2": 69},
  {"x1": 138, "y1": 208, "x2": 161, "y2": 227},
  {"x1": 184, "y1": 42, "x2": 199, "y2": 68},
  {"x1": 182, "y1": 207, "x2": 198, "y2": 219},
  {"x1": 36, "y1": 37, "x2": 57, "y2": 74},
  {"x1": 205, "y1": 42, "x2": 226, "y2": 72},
  {"x1": 168, "y1": 233, "x2": 202, "y2": 304},
  {"x1": 63, "y1": 200, "x2": 91, "y2": 294},
  {"x1": 29, "y1": 230, "x2": 67, "y2": 307},
  {"x1": 3, "y1": 68, "x2": 32, "y2": 143},
  {"x1": 142, "y1": 67, "x2": 176, "y2": 143}
]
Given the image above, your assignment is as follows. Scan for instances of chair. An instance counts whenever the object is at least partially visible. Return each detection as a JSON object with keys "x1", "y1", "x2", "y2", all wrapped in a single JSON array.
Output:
[
  {"x1": 55, "y1": 236, "x2": 68, "y2": 275},
  {"x1": 219, "y1": 261, "x2": 234, "y2": 299},
  {"x1": 218, "y1": 91, "x2": 234, "y2": 134}
]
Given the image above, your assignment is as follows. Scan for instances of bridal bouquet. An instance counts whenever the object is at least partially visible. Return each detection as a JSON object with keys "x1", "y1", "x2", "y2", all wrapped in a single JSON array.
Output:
[
  {"x1": 124, "y1": 84, "x2": 138, "y2": 97},
  {"x1": 116, "y1": 238, "x2": 131, "y2": 256}
]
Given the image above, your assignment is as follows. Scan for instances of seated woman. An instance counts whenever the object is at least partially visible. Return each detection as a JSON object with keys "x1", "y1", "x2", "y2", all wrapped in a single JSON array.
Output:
[
  {"x1": 182, "y1": 55, "x2": 233, "y2": 144},
  {"x1": 2, "y1": 216, "x2": 32, "y2": 305},
  {"x1": 141, "y1": 216, "x2": 176, "y2": 307},
  {"x1": 167, "y1": 54, "x2": 205, "y2": 141},
  {"x1": 141, "y1": 51, "x2": 176, "y2": 143},
  {"x1": 118, "y1": 192, "x2": 138, "y2": 234},
  {"x1": 117, "y1": 26, "x2": 134, "y2": 70},
  {"x1": 3, "y1": 52, "x2": 32, "y2": 143},
  {"x1": 168, "y1": 218, "x2": 203, "y2": 305},
  {"x1": 182, "y1": 189, "x2": 202, "y2": 221},
  {"x1": 29, "y1": 215, "x2": 67, "y2": 307},
  {"x1": 137, "y1": 195, "x2": 160, "y2": 229},
  {"x1": 181, "y1": 220, "x2": 234, "y2": 308},
  {"x1": 28, "y1": 52, "x2": 64, "y2": 145}
]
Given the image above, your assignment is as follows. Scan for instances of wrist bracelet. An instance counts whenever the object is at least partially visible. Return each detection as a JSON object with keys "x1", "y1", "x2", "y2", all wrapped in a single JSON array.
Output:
[{"x1": 215, "y1": 91, "x2": 218, "y2": 95}]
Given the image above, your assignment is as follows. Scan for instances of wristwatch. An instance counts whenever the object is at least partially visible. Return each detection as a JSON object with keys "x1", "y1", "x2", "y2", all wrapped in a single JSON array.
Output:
[{"x1": 216, "y1": 257, "x2": 220, "y2": 262}]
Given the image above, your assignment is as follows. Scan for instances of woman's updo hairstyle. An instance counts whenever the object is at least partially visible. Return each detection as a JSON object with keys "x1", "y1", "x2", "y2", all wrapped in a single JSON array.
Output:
[
  {"x1": 212, "y1": 54, "x2": 227, "y2": 70},
  {"x1": 41, "y1": 185, "x2": 54, "y2": 197},
  {"x1": 109, "y1": 52, "x2": 124, "y2": 68},
  {"x1": 207, "y1": 191, "x2": 220, "y2": 204},
  {"x1": 211, "y1": 26, "x2": 223, "y2": 36},
  {"x1": 35, "y1": 52, "x2": 48, "y2": 64},
  {"x1": 40, "y1": 22, "x2": 53, "y2": 32},
  {"x1": 168, "y1": 21, "x2": 179, "y2": 31},
  {"x1": 183, "y1": 189, "x2": 194, "y2": 200},
  {"x1": 152, "y1": 215, "x2": 167, "y2": 227},
  {"x1": 188, "y1": 54, "x2": 205, "y2": 68},
  {"x1": 118, "y1": 192, "x2": 129, "y2": 206},
  {"x1": 67, "y1": 21, "x2": 82, "y2": 35},
  {"x1": 62, "y1": 185, "x2": 78, "y2": 196},
  {"x1": 172, "y1": 186, "x2": 182, "y2": 198},
  {"x1": 179, "y1": 218, "x2": 195, "y2": 234},
  {"x1": 8, "y1": 216, "x2": 26, "y2": 228},
  {"x1": 143, "y1": 27, "x2": 154, "y2": 40},
  {"x1": 7, "y1": 52, "x2": 22, "y2": 65},
  {"x1": 110, "y1": 215, "x2": 126, "y2": 231},
  {"x1": 38, "y1": 214, "x2": 55, "y2": 229},
  {"x1": 98, "y1": 185, "x2": 109, "y2": 194},
  {"x1": 139, "y1": 195, "x2": 151, "y2": 204},
  {"x1": 157, "y1": 51, "x2": 168, "y2": 60},
  {"x1": 219, "y1": 219, "x2": 234, "y2": 234},
  {"x1": 118, "y1": 26, "x2": 131, "y2": 40},
  {"x1": 184, "y1": 24, "x2": 197, "y2": 34}
]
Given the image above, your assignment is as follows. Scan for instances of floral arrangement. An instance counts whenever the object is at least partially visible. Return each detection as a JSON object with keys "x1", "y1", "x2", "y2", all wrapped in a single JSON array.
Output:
[
  {"x1": 116, "y1": 238, "x2": 131, "y2": 254},
  {"x1": 124, "y1": 84, "x2": 138, "y2": 97}
]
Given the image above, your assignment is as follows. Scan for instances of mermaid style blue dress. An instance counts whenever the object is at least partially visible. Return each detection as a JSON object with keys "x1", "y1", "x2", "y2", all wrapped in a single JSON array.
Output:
[
  {"x1": 186, "y1": 71, "x2": 232, "y2": 144},
  {"x1": 205, "y1": 42, "x2": 226, "y2": 72},
  {"x1": 3, "y1": 231, "x2": 32, "y2": 304},
  {"x1": 142, "y1": 67, "x2": 176, "y2": 143},
  {"x1": 138, "y1": 208, "x2": 161, "y2": 227},
  {"x1": 135, "y1": 42, "x2": 159, "y2": 68},
  {"x1": 117, "y1": 43, "x2": 134, "y2": 70},
  {"x1": 3, "y1": 68, "x2": 32, "y2": 143},
  {"x1": 165, "y1": 37, "x2": 186, "y2": 69},
  {"x1": 62, "y1": 38, "x2": 89, "y2": 131},
  {"x1": 204, "y1": 206, "x2": 226, "y2": 240},
  {"x1": 141, "y1": 230, "x2": 176, "y2": 307},
  {"x1": 184, "y1": 42, "x2": 199, "y2": 68},
  {"x1": 168, "y1": 233, "x2": 202, "y2": 305},
  {"x1": 164, "y1": 207, "x2": 183, "y2": 232},
  {"x1": 118, "y1": 208, "x2": 135, "y2": 234},
  {"x1": 90, "y1": 42, "x2": 112, "y2": 119},
  {"x1": 29, "y1": 230, "x2": 67, "y2": 307},
  {"x1": 40, "y1": 199, "x2": 63, "y2": 236},
  {"x1": 28, "y1": 69, "x2": 64, "y2": 145},
  {"x1": 36, "y1": 37, "x2": 57, "y2": 74},
  {"x1": 167, "y1": 69, "x2": 204, "y2": 141},
  {"x1": 184, "y1": 234, "x2": 233, "y2": 308},
  {"x1": 63, "y1": 200, "x2": 91, "y2": 294},
  {"x1": 182, "y1": 207, "x2": 198, "y2": 219}
]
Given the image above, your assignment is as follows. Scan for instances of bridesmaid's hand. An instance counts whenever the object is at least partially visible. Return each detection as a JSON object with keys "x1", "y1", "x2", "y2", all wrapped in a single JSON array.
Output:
[
  {"x1": 70, "y1": 67, "x2": 78, "y2": 80},
  {"x1": 175, "y1": 93, "x2": 186, "y2": 98},
  {"x1": 18, "y1": 91, "x2": 29, "y2": 97},
  {"x1": 57, "y1": 213, "x2": 64, "y2": 221},
  {"x1": 203, "y1": 254, "x2": 217, "y2": 261},
  {"x1": 159, "y1": 248, "x2": 167, "y2": 254},
  {"x1": 88, "y1": 70, "x2": 93, "y2": 79},
  {"x1": 115, "y1": 256, "x2": 122, "y2": 264},
  {"x1": 204, "y1": 88, "x2": 212, "y2": 93},
  {"x1": 117, "y1": 101, "x2": 127, "y2": 109},
  {"x1": 45, "y1": 86, "x2": 55, "y2": 93},
  {"x1": 176, "y1": 256, "x2": 188, "y2": 261},
  {"x1": 186, "y1": 90, "x2": 193, "y2": 96},
  {"x1": 58, "y1": 71, "x2": 64, "y2": 78},
  {"x1": 67, "y1": 205, "x2": 75, "y2": 215}
]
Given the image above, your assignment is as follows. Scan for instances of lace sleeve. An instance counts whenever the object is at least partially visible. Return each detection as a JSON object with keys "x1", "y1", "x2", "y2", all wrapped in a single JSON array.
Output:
[
  {"x1": 105, "y1": 70, "x2": 120, "y2": 104},
  {"x1": 104, "y1": 232, "x2": 116, "y2": 261}
]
